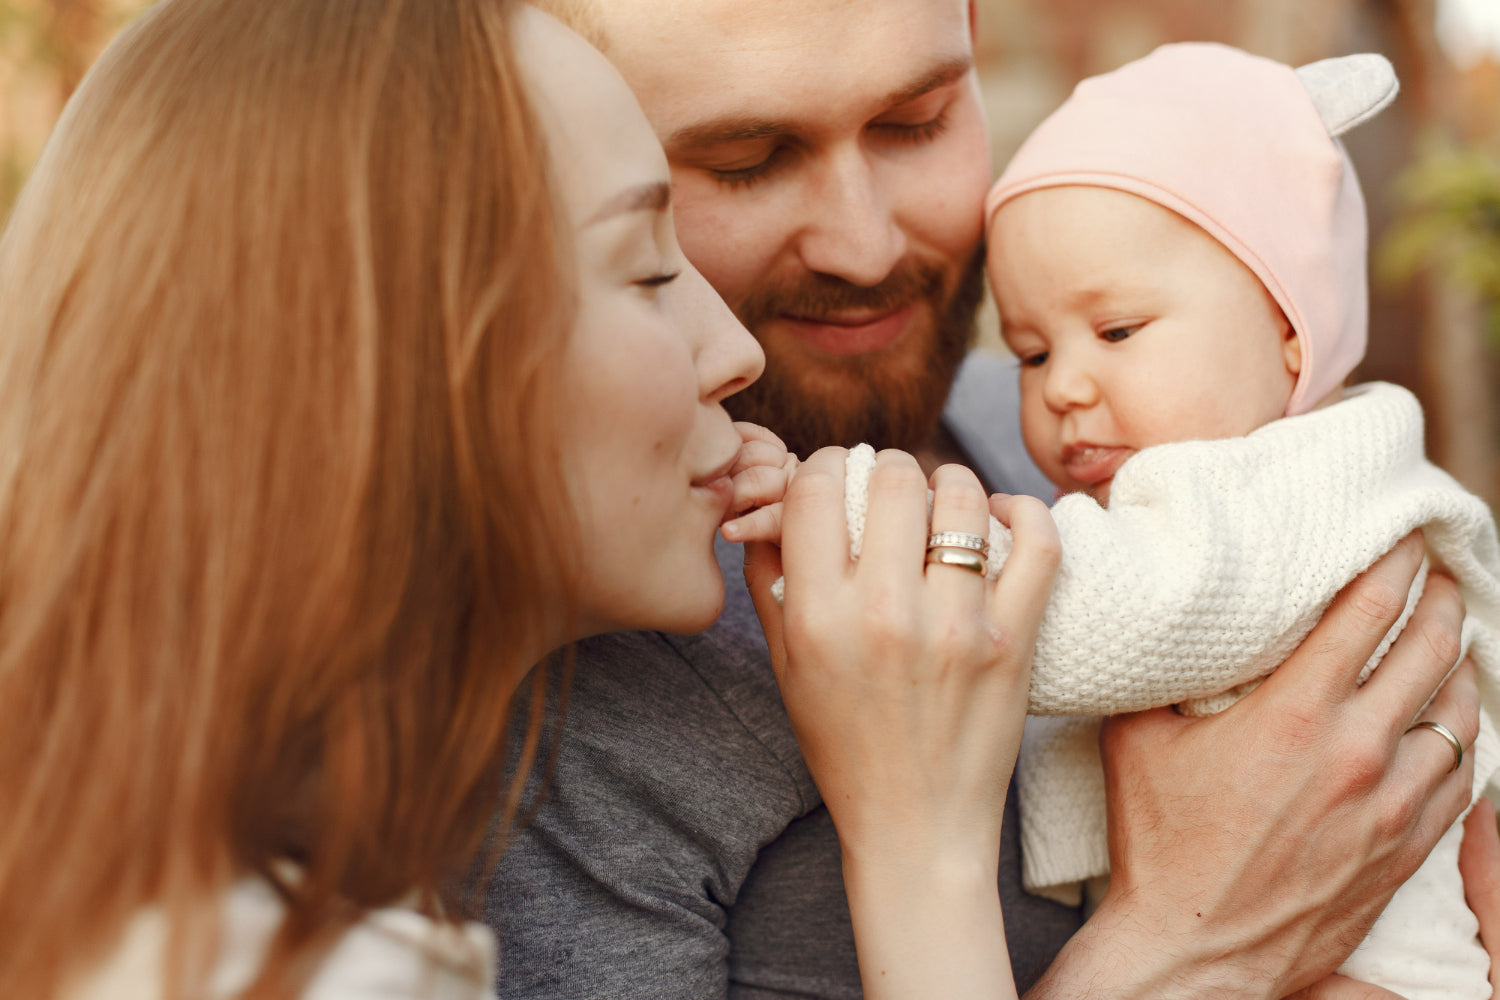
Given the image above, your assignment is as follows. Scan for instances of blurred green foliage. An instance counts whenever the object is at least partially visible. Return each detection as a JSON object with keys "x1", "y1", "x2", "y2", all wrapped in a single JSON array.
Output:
[{"x1": 1379, "y1": 135, "x2": 1500, "y2": 348}]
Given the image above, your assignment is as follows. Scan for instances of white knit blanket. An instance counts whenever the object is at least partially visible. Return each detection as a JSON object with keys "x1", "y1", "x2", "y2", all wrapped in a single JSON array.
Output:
[{"x1": 831, "y1": 382, "x2": 1500, "y2": 999}]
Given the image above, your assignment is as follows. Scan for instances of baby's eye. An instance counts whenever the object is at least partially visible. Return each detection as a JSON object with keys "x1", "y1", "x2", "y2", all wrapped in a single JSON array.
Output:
[
  {"x1": 1020, "y1": 351, "x2": 1049, "y2": 368},
  {"x1": 1100, "y1": 324, "x2": 1142, "y2": 343}
]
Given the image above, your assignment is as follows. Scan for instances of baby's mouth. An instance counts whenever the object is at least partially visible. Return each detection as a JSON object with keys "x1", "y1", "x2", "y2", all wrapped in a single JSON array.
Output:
[{"x1": 1062, "y1": 445, "x2": 1132, "y2": 487}]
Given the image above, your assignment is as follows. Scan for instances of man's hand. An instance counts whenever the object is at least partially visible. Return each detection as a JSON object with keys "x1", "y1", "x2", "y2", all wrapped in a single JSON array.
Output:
[
  {"x1": 1028, "y1": 532, "x2": 1478, "y2": 1000},
  {"x1": 1460, "y1": 798, "x2": 1500, "y2": 996}
]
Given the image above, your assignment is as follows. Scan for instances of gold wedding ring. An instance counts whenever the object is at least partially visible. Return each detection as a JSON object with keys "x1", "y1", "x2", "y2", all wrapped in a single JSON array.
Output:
[
  {"x1": 927, "y1": 531, "x2": 989, "y2": 556},
  {"x1": 1406, "y1": 719, "x2": 1464, "y2": 774},
  {"x1": 925, "y1": 545, "x2": 988, "y2": 577}
]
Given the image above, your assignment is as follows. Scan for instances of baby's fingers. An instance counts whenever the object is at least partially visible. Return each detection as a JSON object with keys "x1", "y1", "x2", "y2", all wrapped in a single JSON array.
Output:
[
  {"x1": 728, "y1": 462, "x2": 792, "y2": 516},
  {"x1": 734, "y1": 421, "x2": 787, "y2": 449},
  {"x1": 723, "y1": 502, "x2": 785, "y2": 544},
  {"x1": 734, "y1": 438, "x2": 794, "y2": 475}
]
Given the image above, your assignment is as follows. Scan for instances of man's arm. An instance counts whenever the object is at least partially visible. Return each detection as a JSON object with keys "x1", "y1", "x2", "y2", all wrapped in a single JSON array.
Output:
[{"x1": 1027, "y1": 534, "x2": 1478, "y2": 999}]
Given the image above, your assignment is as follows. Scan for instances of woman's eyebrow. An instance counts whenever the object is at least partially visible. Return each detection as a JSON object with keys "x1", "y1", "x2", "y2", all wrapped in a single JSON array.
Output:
[{"x1": 588, "y1": 181, "x2": 671, "y2": 225}]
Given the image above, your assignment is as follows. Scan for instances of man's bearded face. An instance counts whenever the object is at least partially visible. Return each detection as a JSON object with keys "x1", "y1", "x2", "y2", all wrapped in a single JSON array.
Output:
[{"x1": 724, "y1": 247, "x2": 984, "y2": 459}]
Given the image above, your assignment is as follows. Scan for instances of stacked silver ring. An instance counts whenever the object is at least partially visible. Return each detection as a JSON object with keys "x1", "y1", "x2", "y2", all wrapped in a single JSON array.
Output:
[{"x1": 925, "y1": 531, "x2": 989, "y2": 577}]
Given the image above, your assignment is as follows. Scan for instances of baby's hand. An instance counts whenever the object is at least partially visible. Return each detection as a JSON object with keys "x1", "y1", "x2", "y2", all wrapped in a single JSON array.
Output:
[{"x1": 720, "y1": 422, "x2": 797, "y2": 545}]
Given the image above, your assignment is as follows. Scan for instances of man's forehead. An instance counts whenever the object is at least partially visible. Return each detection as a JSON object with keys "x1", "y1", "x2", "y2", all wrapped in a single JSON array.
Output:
[{"x1": 596, "y1": 0, "x2": 973, "y2": 132}]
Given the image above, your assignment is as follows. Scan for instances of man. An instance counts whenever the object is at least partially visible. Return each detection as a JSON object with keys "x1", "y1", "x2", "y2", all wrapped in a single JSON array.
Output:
[{"x1": 489, "y1": 2, "x2": 1486, "y2": 996}]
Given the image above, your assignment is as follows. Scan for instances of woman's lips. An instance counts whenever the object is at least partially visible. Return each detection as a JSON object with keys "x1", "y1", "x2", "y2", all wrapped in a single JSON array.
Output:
[
  {"x1": 778, "y1": 302, "x2": 915, "y2": 356},
  {"x1": 692, "y1": 453, "x2": 739, "y2": 510},
  {"x1": 1062, "y1": 444, "x2": 1133, "y2": 487}
]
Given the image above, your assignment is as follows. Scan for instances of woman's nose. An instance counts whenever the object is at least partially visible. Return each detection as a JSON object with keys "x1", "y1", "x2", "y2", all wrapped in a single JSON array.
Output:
[{"x1": 684, "y1": 265, "x2": 764, "y2": 404}]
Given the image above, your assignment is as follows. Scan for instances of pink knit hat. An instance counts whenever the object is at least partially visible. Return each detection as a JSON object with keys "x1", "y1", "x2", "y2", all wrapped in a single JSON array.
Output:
[{"x1": 985, "y1": 43, "x2": 1398, "y2": 416}]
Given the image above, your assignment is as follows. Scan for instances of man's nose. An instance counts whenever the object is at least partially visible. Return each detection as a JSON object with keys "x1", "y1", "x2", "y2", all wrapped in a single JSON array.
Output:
[{"x1": 792, "y1": 145, "x2": 908, "y2": 287}]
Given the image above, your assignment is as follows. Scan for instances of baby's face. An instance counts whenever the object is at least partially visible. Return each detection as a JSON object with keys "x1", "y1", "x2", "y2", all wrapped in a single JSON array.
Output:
[{"x1": 988, "y1": 186, "x2": 1300, "y2": 506}]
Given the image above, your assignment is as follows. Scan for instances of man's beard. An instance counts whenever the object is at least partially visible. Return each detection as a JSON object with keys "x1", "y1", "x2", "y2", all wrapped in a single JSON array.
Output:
[{"x1": 724, "y1": 248, "x2": 985, "y2": 459}]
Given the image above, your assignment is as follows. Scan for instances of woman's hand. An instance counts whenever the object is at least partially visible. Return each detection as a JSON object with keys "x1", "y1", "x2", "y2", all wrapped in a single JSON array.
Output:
[
  {"x1": 720, "y1": 422, "x2": 797, "y2": 545},
  {"x1": 744, "y1": 447, "x2": 1060, "y2": 1000}
]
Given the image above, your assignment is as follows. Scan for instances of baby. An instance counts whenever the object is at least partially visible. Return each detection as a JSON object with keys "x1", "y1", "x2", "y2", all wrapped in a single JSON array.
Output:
[{"x1": 981, "y1": 42, "x2": 1500, "y2": 1000}]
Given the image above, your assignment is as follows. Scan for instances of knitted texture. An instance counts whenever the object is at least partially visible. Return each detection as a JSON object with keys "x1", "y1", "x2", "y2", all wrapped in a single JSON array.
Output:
[{"x1": 830, "y1": 382, "x2": 1500, "y2": 1000}]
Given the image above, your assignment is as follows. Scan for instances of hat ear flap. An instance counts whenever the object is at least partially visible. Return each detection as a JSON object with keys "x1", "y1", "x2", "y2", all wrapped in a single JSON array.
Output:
[{"x1": 1295, "y1": 53, "x2": 1400, "y2": 137}]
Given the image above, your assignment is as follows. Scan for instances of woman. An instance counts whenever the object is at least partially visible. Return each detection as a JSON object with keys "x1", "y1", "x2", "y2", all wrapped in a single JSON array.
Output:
[{"x1": 0, "y1": 0, "x2": 1056, "y2": 996}]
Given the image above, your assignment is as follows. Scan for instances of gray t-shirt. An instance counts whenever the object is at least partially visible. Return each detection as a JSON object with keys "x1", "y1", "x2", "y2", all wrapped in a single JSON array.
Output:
[{"x1": 486, "y1": 353, "x2": 1080, "y2": 998}]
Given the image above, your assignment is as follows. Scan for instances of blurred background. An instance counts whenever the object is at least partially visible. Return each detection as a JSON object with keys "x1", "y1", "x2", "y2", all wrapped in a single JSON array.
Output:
[{"x1": 3, "y1": 0, "x2": 1498, "y2": 506}]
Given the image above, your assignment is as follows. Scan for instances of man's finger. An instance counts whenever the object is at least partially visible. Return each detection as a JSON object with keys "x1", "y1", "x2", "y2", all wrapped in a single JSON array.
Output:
[
  {"x1": 1459, "y1": 799, "x2": 1500, "y2": 997},
  {"x1": 1359, "y1": 572, "x2": 1465, "y2": 731},
  {"x1": 1260, "y1": 532, "x2": 1426, "y2": 704}
]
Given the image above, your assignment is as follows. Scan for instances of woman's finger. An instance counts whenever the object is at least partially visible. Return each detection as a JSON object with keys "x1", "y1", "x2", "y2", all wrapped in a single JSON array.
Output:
[
  {"x1": 923, "y1": 464, "x2": 993, "y2": 612},
  {"x1": 744, "y1": 539, "x2": 788, "y2": 675},
  {"x1": 778, "y1": 447, "x2": 852, "y2": 598},
  {"x1": 986, "y1": 492, "x2": 1060, "y2": 636},
  {"x1": 853, "y1": 449, "x2": 930, "y2": 579}
]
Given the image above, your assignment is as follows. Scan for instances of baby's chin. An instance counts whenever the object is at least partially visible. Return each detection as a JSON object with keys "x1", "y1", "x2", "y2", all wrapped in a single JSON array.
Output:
[{"x1": 1051, "y1": 480, "x2": 1112, "y2": 507}]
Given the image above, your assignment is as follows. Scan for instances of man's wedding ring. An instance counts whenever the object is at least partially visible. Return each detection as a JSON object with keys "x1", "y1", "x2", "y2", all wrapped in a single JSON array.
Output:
[
  {"x1": 927, "y1": 531, "x2": 989, "y2": 556},
  {"x1": 1405, "y1": 719, "x2": 1464, "y2": 774},
  {"x1": 925, "y1": 546, "x2": 988, "y2": 577}
]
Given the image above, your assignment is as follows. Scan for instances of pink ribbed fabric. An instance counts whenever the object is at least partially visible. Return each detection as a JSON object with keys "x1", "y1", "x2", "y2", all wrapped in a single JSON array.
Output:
[{"x1": 984, "y1": 43, "x2": 1368, "y2": 416}]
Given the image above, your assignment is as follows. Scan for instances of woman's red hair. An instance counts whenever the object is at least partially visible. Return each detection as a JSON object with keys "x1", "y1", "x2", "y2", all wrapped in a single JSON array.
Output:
[{"x1": 0, "y1": 0, "x2": 575, "y2": 994}]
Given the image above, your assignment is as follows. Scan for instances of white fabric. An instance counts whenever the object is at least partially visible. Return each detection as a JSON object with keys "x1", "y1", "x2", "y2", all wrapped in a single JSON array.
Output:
[
  {"x1": 835, "y1": 382, "x2": 1500, "y2": 1000},
  {"x1": 70, "y1": 877, "x2": 496, "y2": 1000}
]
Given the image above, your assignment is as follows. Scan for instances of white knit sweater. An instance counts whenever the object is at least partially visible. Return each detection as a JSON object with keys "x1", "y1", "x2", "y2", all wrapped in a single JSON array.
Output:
[{"x1": 833, "y1": 382, "x2": 1500, "y2": 1000}]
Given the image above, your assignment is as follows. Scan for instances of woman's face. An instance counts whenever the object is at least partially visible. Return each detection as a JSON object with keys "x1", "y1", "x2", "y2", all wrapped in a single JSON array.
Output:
[{"x1": 518, "y1": 9, "x2": 765, "y2": 637}]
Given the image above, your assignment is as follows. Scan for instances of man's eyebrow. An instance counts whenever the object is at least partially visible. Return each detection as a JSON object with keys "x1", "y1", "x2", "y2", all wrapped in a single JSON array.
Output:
[
  {"x1": 587, "y1": 181, "x2": 671, "y2": 225},
  {"x1": 667, "y1": 117, "x2": 794, "y2": 151},
  {"x1": 666, "y1": 54, "x2": 974, "y2": 152},
  {"x1": 879, "y1": 54, "x2": 973, "y2": 109}
]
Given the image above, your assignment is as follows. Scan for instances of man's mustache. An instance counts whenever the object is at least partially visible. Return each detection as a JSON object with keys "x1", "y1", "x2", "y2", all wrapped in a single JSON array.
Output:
[{"x1": 735, "y1": 261, "x2": 945, "y2": 327}]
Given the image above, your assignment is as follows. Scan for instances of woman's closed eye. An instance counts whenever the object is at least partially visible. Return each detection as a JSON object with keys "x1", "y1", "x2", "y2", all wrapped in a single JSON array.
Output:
[{"x1": 636, "y1": 270, "x2": 681, "y2": 292}]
